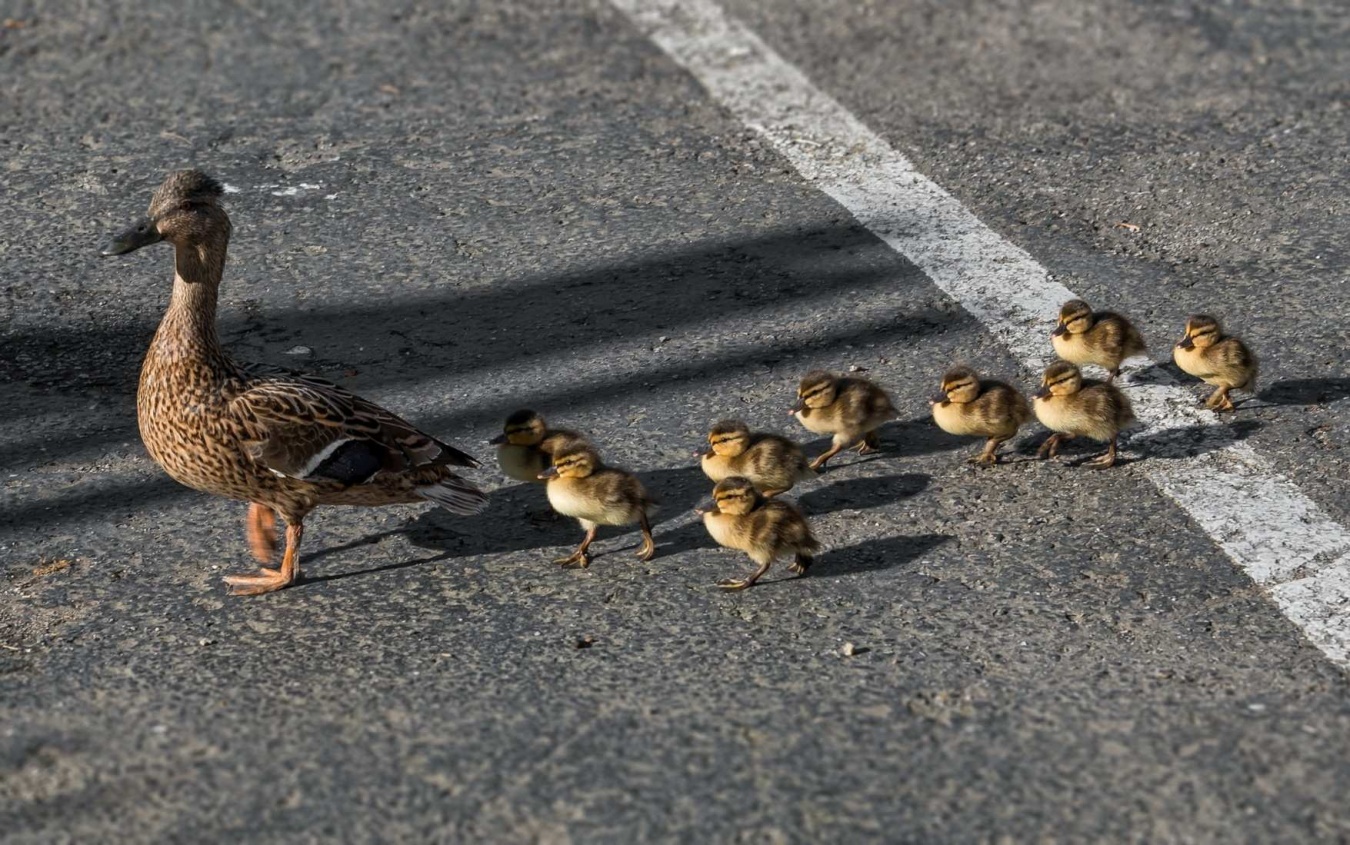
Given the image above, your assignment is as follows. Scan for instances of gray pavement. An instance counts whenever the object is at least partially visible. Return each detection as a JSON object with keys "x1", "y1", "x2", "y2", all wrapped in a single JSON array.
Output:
[{"x1": 3, "y1": 1, "x2": 1350, "y2": 841}]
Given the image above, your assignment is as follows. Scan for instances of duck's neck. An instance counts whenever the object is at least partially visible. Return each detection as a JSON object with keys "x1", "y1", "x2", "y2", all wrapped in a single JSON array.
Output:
[{"x1": 152, "y1": 235, "x2": 230, "y2": 366}]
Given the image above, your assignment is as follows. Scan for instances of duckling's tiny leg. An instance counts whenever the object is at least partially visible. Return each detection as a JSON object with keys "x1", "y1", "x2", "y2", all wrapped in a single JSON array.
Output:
[
  {"x1": 788, "y1": 553, "x2": 814, "y2": 577},
  {"x1": 1210, "y1": 385, "x2": 1235, "y2": 412},
  {"x1": 855, "y1": 430, "x2": 882, "y2": 455},
  {"x1": 1107, "y1": 367, "x2": 1121, "y2": 383},
  {"x1": 224, "y1": 522, "x2": 303, "y2": 596},
  {"x1": 1036, "y1": 433, "x2": 1064, "y2": 460},
  {"x1": 718, "y1": 559, "x2": 772, "y2": 591},
  {"x1": 1086, "y1": 437, "x2": 1119, "y2": 469},
  {"x1": 555, "y1": 525, "x2": 597, "y2": 568},
  {"x1": 246, "y1": 502, "x2": 277, "y2": 563},
  {"x1": 970, "y1": 438, "x2": 1002, "y2": 466},
  {"x1": 809, "y1": 438, "x2": 847, "y2": 471},
  {"x1": 635, "y1": 512, "x2": 656, "y2": 562}
]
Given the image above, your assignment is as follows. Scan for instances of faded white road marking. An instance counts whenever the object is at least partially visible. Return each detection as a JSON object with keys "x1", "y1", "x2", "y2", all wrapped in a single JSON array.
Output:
[{"x1": 610, "y1": 0, "x2": 1350, "y2": 665}]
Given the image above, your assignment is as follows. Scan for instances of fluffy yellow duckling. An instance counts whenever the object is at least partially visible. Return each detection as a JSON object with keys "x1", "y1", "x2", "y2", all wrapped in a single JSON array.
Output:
[
  {"x1": 1173, "y1": 314, "x2": 1259, "y2": 412},
  {"x1": 790, "y1": 370, "x2": 899, "y2": 470},
  {"x1": 1032, "y1": 362, "x2": 1136, "y2": 468},
  {"x1": 699, "y1": 419, "x2": 816, "y2": 497},
  {"x1": 929, "y1": 366, "x2": 1032, "y2": 465},
  {"x1": 539, "y1": 444, "x2": 656, "y2": 568},
  {"x1": 1051, "y1": 299, "x2": 1148, "y2": 382},
  {"x1": 696, "y1": 477, "x2": 820, "y2": 590},
  {"x1": 489, "y1": 409, "x2": 587, "y2": 483}
]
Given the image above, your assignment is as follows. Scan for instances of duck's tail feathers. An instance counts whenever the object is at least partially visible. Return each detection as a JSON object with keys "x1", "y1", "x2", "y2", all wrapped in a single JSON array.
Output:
[{"x1": 417, "y1": 476, "x2": 489, "y2": 515}]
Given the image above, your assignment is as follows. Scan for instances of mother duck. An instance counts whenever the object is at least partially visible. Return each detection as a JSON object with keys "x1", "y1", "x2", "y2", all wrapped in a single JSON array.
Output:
[{"x1": 102, "y1": 170, "x2": 487, "y2": 595}]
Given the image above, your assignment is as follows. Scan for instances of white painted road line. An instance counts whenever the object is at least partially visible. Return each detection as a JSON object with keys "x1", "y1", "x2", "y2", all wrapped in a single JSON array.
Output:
[{"x1": 610, "y1": 0, "x2": 1350, "y2": 665}]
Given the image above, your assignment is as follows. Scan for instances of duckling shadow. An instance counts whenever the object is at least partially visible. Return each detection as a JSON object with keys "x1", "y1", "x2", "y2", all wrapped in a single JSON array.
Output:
[
  {"x1": 802, "y1": 416, "x2": 965, "y2": 467},
  {"x1": 766, "y1": 532, "x2": 950, "y2": 583},
  {"x1": 398, "y1": 466, "x2": 712, "y2": 562},
  {"x1": 1261, "y1": 378, "x2": 1350, "y2": 406},
  {"x1": 1127, "y1": 419, "x2": 1262, "y2": 460},
  {"x1": 796, "y1": 473, "x2": 930, "y2": 515}
]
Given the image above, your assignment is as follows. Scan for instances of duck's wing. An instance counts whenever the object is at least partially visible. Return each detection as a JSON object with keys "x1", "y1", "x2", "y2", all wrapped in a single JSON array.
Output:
[{"x1": 229, "y1": 374, "x2": 478, "y2": 486}]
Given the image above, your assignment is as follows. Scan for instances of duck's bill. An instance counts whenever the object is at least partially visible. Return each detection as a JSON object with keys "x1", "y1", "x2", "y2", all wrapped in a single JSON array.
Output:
[
  {"x1": 488, "y1": 433, "x2": 508, "y2": 445},
  {"x1": 788, "y1": 400, "x2": 805, "y2": 415},
  {"x1": 930, "y1": 392, "x2": 948, "y2": 404},
  {"x1": 1177, "y1": 336, "x2": 1195, "y2": 350},
  {"x1": 100, "y1": 218, "x2": 162, "y2": 256},
  {"x1": 1032, "y1": 388, "x2": 1050, "y2": 399},
  {"x1": 1051, "y1": 324, "x2": 1068, "y2": 337},
  {"x1": 537, "y1": 467, "x2": 559, "y2": 480}
]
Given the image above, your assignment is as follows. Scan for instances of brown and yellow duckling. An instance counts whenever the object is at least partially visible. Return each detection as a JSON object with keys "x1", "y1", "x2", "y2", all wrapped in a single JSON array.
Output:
[
  {"x1": 101, "y1": 170, "x2": 487, "y2": 596},
  {"x1": 929, "y1": 366, "x2": 1032, "y2": 465},
  {"x1": 539, "y1": 444, "x2": 656, "y2": 568},
  {"x1": 699, "y1": 419, "x2": 816, "y2": 496},
  {"x1": 1032, "y1": 361, "x2": 1136, "y2": 468},
  {"x1": 790, "y1": 370, "x2": 899, "y2": 470},
  {"x1": 1173, "y1": 314, "x2": 1258, "y2": 412},
  {"x1": 1051, "y1": 299, "x2": 1147, "y2": 382},
  {"x1": 696, "y1": 477, "x2": 820, "y2": 591},
  {"x1": 490, "y1": 409, "x2": 588, "y2": 483}
]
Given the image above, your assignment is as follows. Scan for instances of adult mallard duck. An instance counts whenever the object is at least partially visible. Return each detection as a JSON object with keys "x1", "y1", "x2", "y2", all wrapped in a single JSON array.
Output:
[{"x1": 101, "y1": 169, "x2": 487, "y2": 595}]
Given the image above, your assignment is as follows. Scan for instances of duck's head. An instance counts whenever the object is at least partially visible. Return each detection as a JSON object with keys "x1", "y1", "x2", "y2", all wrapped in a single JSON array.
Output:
[
  {"x1": 491, "y1": 409, "x2": 547, "y2": 447},
  {"x1": 700, "y1": 476, "x2": 761, "y2": 516},
  {"x1": 935, "y1": 366, "x2": 980, "y2": 404},
  {"x1": 1052, "y1": 299, "x2": 1093, "y2": 338},
  {"x1": 1177, "y1": 314, "x2": 1221, "y2": 350},
  {"x1": 539, "y1": 444, "x2": 599, "y2": 480},
  {"x1": 101, "y1": 169, "x2": 228, "y2": 257},
  {"x1": 704, "y1": 420, "x2": 751, "y2": 458},
  {"x1": 1033, "y1": 361, "x2": 1083, "y2": 399},
  {"x1": 790, "y1": 370, "x2": 838, "y2": 414}
]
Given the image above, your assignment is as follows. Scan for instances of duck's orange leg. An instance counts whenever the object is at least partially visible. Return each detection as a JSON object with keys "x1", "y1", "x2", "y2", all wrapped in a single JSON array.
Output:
[
  {"x1": 246, "y1": 503, "x2": 278, "y2": 563},
  {"x1": 225, "y1": 522, "x2": 303, "y2": 596}
]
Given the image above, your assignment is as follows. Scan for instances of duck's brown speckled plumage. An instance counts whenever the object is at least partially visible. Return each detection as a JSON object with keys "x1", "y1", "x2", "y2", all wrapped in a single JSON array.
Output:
[
  {"x1": 699, "y1": 477, "x2": 820, "y2": 590},
  {"x1": 930, "y1": 366, "x2": 1032, "y2": 465},
  {"x1": 114, "y1": 170, "x2": 486, "y2": 594}
]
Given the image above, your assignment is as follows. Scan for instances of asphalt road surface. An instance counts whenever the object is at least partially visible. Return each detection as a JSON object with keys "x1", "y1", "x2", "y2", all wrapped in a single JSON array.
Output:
[{"x1": 4, "y1": 0, "x2": 1350, "y2": 841}]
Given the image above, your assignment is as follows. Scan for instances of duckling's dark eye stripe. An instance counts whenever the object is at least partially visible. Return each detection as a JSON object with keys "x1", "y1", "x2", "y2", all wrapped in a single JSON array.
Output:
[{"x1": 1047, "y1": 377, "x2": 1073, "y2": 388}]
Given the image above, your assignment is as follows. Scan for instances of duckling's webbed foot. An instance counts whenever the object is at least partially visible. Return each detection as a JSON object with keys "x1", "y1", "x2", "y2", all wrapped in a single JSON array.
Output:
[
  {"x1": 556, "y1": 526, "x2": 597, "y2": 568},
  {"x1": 1208, "y1": 386, "x2": 1235, "y2": 412},
  {"x1": 719, "y1": 558, "x2": 772, "y2": 591},
  {"x1": 1085, "y1": 439, "x2": 1119, "y2": 469},
  {"x1": 855, "y1": 431, "x2": 882, "y2": 455},
  {"x1": 635, "y1": 513, "x2": 657, "y2": 562},
  {"x1": 788, "y1": 553, "x2": 813, "y2": 576},
  {"x1": 809, "y1": 442, "x2": 845, "y2": 471},
  {"x1": 970, "y1": 438, "x2": 1003, "y2": 466}
]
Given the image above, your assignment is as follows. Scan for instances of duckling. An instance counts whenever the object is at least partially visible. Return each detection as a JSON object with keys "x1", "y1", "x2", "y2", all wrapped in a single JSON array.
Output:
[
  {"x1": 789, "y1": 370, "x2": 899, "y2": 470},
  {"x1": 929, "y1": 366, "x2": 1032, "y2": 465},
  {"x1": 1032, "y1": 362, "x2": 1136, "y2": 468},
  {"x1": 1051, "y1": 299, "x2": 1147, "y2": 382},
  {"x1": 489, "y1": 409, "x2": 587, "y2": 483},
  {"x1": 100, "y1": 169, "x2": 486, "y2": 596},
  {"x1": 539, "y1": 445, "x2": 656, "y2": 568},
  {"x1": 1173, "y1": 314, "x2": 1259, "y2": 412},
  {"x1": 696, "y1": 477, "x2": 820, "y2": 590},
  {"x1": 699, "y1": 419, "x2": 816, "y2": 497}
]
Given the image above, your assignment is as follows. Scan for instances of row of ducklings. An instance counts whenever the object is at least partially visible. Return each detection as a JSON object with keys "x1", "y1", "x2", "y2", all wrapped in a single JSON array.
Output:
[
  {"x1": 490, "y1": 306, "x2": 1257, "y2": 589},
  {"x1": 488, "y1": 368, "x2": 897, "y2": 589},
  {"x1": 935, "y1": 304, "x2": 1259, "y2": 468}
]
